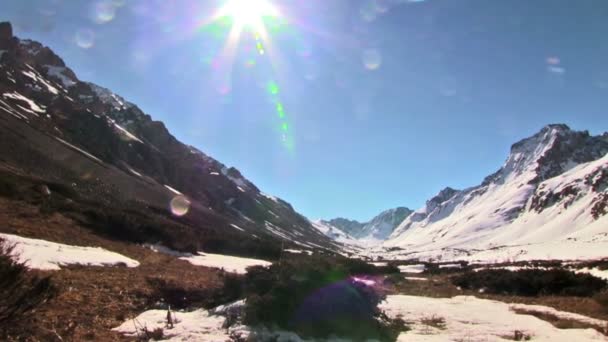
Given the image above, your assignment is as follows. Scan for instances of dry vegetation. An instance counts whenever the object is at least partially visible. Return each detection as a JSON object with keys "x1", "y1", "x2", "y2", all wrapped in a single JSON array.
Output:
[{"x1": 0, "y1": 196, "x2": 230, "y2": 341}]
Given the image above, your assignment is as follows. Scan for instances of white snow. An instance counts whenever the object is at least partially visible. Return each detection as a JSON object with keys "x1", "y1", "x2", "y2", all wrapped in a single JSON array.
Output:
[
  {"x1": 54, "y1": 137, "x2": 104, "y2": 163},
  {"x1": 370, "y1": 262, "x2": 388, "y2": 267},
  {"x1": 380, "y1": 295, "x2": 607, "y2": 341},
  {"x1": 398, "y1": 264, "x2": 426, "y2": 273},
  {"x1": 229, "y1": 224, "x2": 245, "y2": 232},
  {"x1": 21, "y1": 65, "x2": 60, "y2": 95},
  {"x1": 89, "y1": 83, "x2": 133, "y2": 110},
  {"x1": 112, "y1": 121, "x2": 144, "y2": 143},
  {"x1": 180, "y1": 252, "x2": 272, "y2": 274},
  {"x1": 575, "y1": 267, "x2": 608, "y2": 281},
  {"x1": 0, "y1": 98, "x2": 29, "y2": 120},
  {"x1": 44, "y1": 65, "x2": 76, "y2": 87},
  {"x1": 164, "y1": 185, "x2": 183, "y2": 195},
  {"x1": 113, "y1": 301, "x2": 249, "y2": 341},
  {"x1": 2, "y1": 91, "x2": 46, "y2": 115},
  {"x1": 0, "y1": 233, "x2": 139, "y2": 270},
  {"x1": 284, "y1": 249, "x2": 313, "y2": 255}
]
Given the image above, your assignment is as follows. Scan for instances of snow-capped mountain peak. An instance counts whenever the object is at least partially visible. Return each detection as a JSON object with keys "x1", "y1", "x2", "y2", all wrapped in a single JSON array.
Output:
[{"x1": 383, "y1": 125, "x2": 608, "y2": 262}]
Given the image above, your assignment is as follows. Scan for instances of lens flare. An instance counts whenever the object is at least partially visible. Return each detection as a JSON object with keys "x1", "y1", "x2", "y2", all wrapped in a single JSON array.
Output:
[
  {"x1": 75, "y1": 29, "x2": 95, "y2": 49},
  {"x1": 170, "y1": 196, "x2": 191, "y2": 216},
  {"x1": 362, "y1": 49, "x2": 382, "y2": 70}
]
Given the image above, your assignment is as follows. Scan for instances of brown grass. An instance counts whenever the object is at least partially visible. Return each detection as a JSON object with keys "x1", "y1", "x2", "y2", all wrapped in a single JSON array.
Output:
[
  {"x1": 512, "y1": 308, "x2": 607, "y2": 336},
  {"x1": 0, "y1": 197, "x2": 226, "y2": 341},
  {"x1": 420, "y1": 315, "x2": 446, "y2": 330}
]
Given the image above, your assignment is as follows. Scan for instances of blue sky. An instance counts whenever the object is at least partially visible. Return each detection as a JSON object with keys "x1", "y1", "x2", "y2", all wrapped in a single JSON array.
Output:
[{"x1": 2, "y1": 0, "x2": 608, "y2": 222}]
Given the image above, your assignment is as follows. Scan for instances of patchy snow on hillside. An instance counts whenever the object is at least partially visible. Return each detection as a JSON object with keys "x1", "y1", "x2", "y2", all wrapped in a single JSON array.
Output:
[
  {"x1": 44, "y1": 65, "x2": 76, "y2": 87},
  {"x1": 3, "y1": 91, "x2": 46, "y2": 115},
  {"x1": 311, "y1": 220, "x2": 360, "y2": 246},
  {"x1": 180, "y1": 252, "x2": 271, "y2": 274},
  {"x1": 164, "y1": 185, "x2": 183, "y2": 195},
  {"x1": 381, "y1": 295, "x2": 607, "y2": 341},
  {"x1": 54, "y1": 137, "x2": 104, "y2": 163},
  {"x1": 21, "y1": 66, "x2": 60, "y2": 95},
  {"x1": 0, "y1": 233, "x2": 140, "y2": 270}
]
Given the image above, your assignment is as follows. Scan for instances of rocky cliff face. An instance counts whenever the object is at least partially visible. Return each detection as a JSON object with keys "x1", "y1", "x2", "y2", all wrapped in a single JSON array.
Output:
[{"x1": 0, "y1": 22, "x2": 336, "y2": 252}]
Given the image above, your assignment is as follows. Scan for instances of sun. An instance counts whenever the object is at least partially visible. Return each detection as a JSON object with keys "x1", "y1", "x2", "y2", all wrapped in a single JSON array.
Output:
[{"x1": 216, "y1": 0, "x2": 279, "y2": 33}]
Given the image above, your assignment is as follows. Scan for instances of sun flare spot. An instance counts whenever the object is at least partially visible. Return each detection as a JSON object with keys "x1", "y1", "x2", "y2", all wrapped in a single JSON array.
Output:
[{"x1": 216, "y1": 0, "x2": 279, "y2": 33}]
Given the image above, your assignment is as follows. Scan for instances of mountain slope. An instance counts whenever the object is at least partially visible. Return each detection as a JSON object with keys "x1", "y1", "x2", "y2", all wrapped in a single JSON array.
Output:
[
  {"x1": 382, "y1": 124, "x2": 608, "y2": 261},
  {"x1": 0, "y1": 22, "x2": 337, "y2": 253},
  {"x1": 320, "y1": 207, "x2": 413, "y2": 242}
]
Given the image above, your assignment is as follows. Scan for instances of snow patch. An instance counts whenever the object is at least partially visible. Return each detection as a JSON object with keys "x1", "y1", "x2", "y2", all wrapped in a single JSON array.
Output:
[
  {"x1": 398, "y1": 264, "x2": 426, "y2": 273},
  {"x1": 164, "y1": 185, "x2": 183, "y2": 195},
  {"x1": 180, "y1": 252, "x2": 271, "y2": 274},
  {"x1": 3, "y1": 91, "x2": 46, "y2": 115},
  {"x1": 0, "y1": 233, "x2": 139, "y2": 270},
  {"x1": 381, "y1": 295, "x2": 607, "y2": 341},
  {"x1": 44, "y1": 65, "x2": 76, "y2": 87}
]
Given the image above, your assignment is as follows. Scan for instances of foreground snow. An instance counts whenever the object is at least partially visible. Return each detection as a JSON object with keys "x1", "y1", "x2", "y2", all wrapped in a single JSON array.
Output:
[
  {"x1": 114, "y1": 301, "x2": 249, "y2": 341},
  {"x1": 180, "y1": 252, "x2": 272, "y2": 274},
  {"x1": 381, "y1": 295, "x2": 607, "y2": 341},
  {"x1": 114, "y1": 300, "x2": 302, "y2": 341},
  {"x1": 0, "y1": 233, "x2": 139, "y2": 270}
]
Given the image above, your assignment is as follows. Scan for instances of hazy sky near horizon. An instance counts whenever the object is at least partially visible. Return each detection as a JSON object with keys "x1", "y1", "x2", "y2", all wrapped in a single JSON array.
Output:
[{"x1": 2, "y1": 0, "x2": 607, "y2": 221}]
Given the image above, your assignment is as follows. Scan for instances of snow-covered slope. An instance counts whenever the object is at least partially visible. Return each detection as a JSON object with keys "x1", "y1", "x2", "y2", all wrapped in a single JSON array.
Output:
[
  {"x1": 382, "y1": 125, "x2": 608, "y2": 262},
  {"x1": 358, "y1": 207, "x2": 413, "y2": 241},
  {"x1": 1, "y1": 233, "x2": 140, "y2": 270},
  {"x1": 311, "y1": 220, "x2": 359, "y2": 245}
]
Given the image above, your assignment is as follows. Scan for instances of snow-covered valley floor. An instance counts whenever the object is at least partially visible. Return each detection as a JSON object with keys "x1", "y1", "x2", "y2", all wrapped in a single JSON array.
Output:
[
  {"x1": 381, "y1": 295, "x2": 608, "y2": 341},
  {"x1": 114, "y1": 295, "x2": 608, "y2": 341}
]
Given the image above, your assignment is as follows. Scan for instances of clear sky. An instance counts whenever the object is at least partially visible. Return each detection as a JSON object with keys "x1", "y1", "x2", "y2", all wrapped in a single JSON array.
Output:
[{"x1": 2, "y1": 0, "x2": 607, "y2": 222}]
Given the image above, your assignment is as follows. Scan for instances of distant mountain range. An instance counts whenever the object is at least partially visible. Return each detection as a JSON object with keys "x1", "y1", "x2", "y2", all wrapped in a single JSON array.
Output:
[{"x1": 318, "y1": 207, "x2": 413, "y2": 241}]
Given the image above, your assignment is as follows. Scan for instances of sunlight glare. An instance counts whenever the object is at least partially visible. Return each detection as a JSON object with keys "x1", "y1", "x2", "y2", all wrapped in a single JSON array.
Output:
[{"x1": 217, "y1": 0, "x2": 278, "y2": 33}]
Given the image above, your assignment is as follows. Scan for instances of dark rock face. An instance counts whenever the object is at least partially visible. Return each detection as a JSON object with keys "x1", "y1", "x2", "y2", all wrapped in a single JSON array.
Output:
[
  {"x1": 324, "y1": 206, "x2": 413, "y2": 240},
  {"x1": 0, "y1": 22, "x2": 13, "y2": 41},
  {"x1": 427, "y1": 187, "x2": 459, "y2": 209},
  {"x1": 324, "y1": 218, "x2": 365, "y2": 236}
]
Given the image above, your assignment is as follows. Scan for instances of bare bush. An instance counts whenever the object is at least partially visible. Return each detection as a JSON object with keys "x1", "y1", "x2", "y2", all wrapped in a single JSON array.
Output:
[{"x1": 0, "y1": 238, "x2": 55, "y2": 337}]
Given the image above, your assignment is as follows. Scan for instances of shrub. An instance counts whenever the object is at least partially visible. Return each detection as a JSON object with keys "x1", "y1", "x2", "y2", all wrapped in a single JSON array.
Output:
[
  {"x1": 452, "y1": 269, "x2": 607, "y2": 297},
  {"x1": 0, "y1": 238, "x2": 55, "y2": 337},
  {"x1": 595, "y1": 291, "x2": 608, "y2": 313},
  {"x1": 147, "y1": 272, "x2": 244, "y2": 310},
  {"x1": 242, "y1": 256, "x2": 405, "y2": 341}
]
